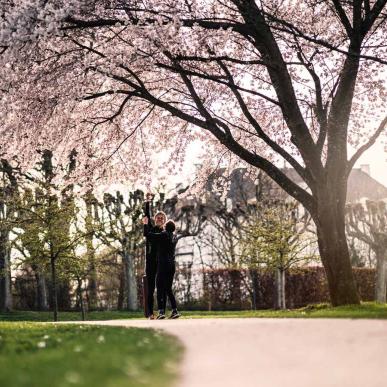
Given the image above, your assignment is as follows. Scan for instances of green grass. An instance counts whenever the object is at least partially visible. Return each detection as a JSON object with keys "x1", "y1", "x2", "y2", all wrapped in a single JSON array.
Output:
[
  {"x1": 1, "y1": 302, "x2": 387, "y2": 321},
  {"x1": 179, "y1": 302, "x2": 387, "y2": 319},
  {"x1": 0, "y1": 323, "x2": 182, "y2": 387},
  {"x1": 0, "y1": 310, "x2": 144, "y2": 322}
]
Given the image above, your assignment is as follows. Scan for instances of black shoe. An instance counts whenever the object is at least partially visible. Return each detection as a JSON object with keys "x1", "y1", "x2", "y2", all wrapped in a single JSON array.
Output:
[
  {"x1": 156, "y1": 311, "x2": 166, "y2": 320},
  {"x1": 169, "y1": 310, "x2": 181, "y2": 319}
]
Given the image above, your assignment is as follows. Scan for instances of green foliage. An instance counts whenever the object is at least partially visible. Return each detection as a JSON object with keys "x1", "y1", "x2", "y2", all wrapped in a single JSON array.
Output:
[
  {"x1": 0, "y1": 323, "x2": 182, "y2": 387},
  {"x1": 14, "y1": 187, "x2": 79, "y2": 279},
  {"x1": 240, "y1": 201, "x2": 317, "y2": 270}
]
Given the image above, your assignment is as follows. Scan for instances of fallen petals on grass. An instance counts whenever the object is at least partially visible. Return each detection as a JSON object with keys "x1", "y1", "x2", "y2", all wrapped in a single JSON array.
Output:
[
  {"x1": 65, "y1": 371, "x2": 81, "y2": 384},
  {"x1": 37, "y1": 341, "x2": 46, "y2": 348},
  {"x1": 96, "y1": 335, "x2": 105, "y2": 343}
]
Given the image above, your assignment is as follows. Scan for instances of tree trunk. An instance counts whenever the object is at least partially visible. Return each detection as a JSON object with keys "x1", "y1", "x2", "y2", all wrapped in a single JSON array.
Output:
[
  {"x1": 123, "y1": 246, "x2": 138, "y2": 311},
  {"x1": 87, "y1": 259, "x2": 98, "y2": 310},
  {"x1": 35, "y1": 271, "x2": 49, "y2": 311},
  {"x1": 117, "y1": 265, "x2": 125, "y2": 310},
  {"x1": 375, "y1": 248, "x2": 387, "y2": 303},
  {"x1": 50, "y1": 258, "x2": 58, "y2": 322},
  {"x1": 314, "y1": 195, "x2": 360, "y2": 306},
  {"x1": 0, "y1": 237, "x2": 12, "y2": 312},
  {"x1": 77, "y1": 279, "x2": 86, "y2": 321},
  {"x1": 84, "y1": 234, "x2": 97, "y2": 311},
  {"x1": 275, "y1": 268, "x2": 286, "y2": 310},
  {"x1": 85, "y1": 221, "x2": 97, "y2": 309},
  {"x1": 249, "y1": 269, "x2": 258, "y2": 310}
]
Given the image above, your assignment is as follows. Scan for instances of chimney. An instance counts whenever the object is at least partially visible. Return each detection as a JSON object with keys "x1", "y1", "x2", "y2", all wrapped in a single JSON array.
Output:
[{"x1": 360, "y1": 164, "x2": 371, "y2": 175}]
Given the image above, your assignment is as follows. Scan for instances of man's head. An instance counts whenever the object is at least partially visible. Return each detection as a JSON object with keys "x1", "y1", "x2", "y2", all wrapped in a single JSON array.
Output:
[
  {"x1": 154, "y1": 211, "x2": 167, "y2": 227},
  {"x1": 165, "y1": 220, "x2": 176, "y2": 233}
]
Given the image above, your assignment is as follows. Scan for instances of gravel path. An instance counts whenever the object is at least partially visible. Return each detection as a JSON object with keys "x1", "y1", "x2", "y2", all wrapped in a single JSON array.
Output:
[{"x1": 83, "y1": 318, "x2": 387, "y2": 387}]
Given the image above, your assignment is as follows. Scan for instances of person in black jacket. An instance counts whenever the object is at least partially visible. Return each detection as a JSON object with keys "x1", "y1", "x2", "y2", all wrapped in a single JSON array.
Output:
[
  {"x1": 143, "y1": 217, "x2": 181, "y2": 320},
  {"x1": 144, "y1": 205, "x2": 166, "y2": 320}
]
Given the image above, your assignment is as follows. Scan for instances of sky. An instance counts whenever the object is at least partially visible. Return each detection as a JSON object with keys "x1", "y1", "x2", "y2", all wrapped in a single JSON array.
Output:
[
  {"x1": 353, "y1": 140, "x2": 387, "y2": 186},
  {"x1": 166, "y1": 137, "x2": 387, "y2": 190}
]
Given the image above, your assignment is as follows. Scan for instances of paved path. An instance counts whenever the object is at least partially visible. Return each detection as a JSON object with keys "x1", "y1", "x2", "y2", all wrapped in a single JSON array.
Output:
[{"x1": 83, "y1": 318, "x2": 387, "y2": 387}]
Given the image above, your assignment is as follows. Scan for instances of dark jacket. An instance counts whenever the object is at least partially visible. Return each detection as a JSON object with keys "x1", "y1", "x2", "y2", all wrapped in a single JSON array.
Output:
[
  {"x1": 143, "y1": 205, "x2": 162, "y2": 263},
  {"x1": 144, "y1": 225, "x2": 178, "y2": 268},
  {"x1": 144, "y1": 223, "x2": 163, "y2": 261}
]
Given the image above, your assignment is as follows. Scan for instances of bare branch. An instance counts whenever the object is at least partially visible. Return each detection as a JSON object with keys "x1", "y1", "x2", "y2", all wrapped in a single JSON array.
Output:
[{"x1": 347, "y1": 115, "x2": 387, "y2": 173}]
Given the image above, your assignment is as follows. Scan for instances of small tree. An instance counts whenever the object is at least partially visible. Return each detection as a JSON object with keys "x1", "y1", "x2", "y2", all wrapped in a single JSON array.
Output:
[
  {"x1": 346, "y1": 201, "x2": 387, "y2": 303},
  {"x1": 12, "y1": 188, "x2": 50, "y2": 311},
  {"x1": 13, "y1": 150, "x2": 84, "y2": 321},
  {"x1": 241, "y1": 201, "x2": 317, "y2": 309},
  {"x1": 61, "y1": 249, "x2": 104, "y2": 321}
]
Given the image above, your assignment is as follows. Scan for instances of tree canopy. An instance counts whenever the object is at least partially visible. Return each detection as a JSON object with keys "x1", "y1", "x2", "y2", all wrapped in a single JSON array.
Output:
[{"x1": 1, "y1": 0, "x2": 387, "y2": 305}]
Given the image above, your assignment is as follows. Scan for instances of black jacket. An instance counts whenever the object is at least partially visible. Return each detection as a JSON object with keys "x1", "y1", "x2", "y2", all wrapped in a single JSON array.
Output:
[
  {"x1": 144, "y1": 225, "x2": 178, "y2": 267},
  {"x1": 143, "y1": 204, "x2": 162, "y2": 263}
]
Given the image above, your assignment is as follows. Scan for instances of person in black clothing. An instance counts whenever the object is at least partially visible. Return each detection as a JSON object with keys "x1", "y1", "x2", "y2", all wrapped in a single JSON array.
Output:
[
  {"x1": 144, "y1": 205, "x2": 166, "y2": 320},
  {"x1": 143, "y1": 217, "x2": 181, "y2": 320}
]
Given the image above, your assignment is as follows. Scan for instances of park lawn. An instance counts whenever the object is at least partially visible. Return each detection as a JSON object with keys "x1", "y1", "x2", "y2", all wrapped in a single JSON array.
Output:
[
  {"x1": 0, "y1": 323, "x2": 182, "y2": 387},
  {"x1": 0, "y1": 310, "x2": 144, "y2": 322},
  {"x1": 0, "y1": 302, "x2": 387, "y2": 321},
  {"x1": 181, "y1": 302, "x2": 387, "y2": 319},
  {"x1": 1, "y1": 302, "x2": 387, "y2": 321}
]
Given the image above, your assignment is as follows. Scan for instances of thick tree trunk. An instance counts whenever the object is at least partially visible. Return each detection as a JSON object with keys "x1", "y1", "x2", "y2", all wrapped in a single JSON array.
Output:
[
  {"x1": 123, "y1": 246, "x2": 138, "y2": 311},
  {"x1": 0, "y1": 237, "x2": 12, "y2": 312},
  {"x1": 35, "y1": 271, "x2": 49, "y2": 311},
  {"x1": 275, "y1": 268, "x2": 286, "y2": 310},
  {"x1": 314, "y1": 192, "x2": 360, "y2": 306},
  {"x1": 375, "y1": 248, "x2": 387, "y2": 303}
]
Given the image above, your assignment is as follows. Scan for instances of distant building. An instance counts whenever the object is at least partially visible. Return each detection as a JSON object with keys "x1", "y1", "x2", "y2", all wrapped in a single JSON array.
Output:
[
  {"x1": 207, "y1": 165, "x2": 387, "y2": 207},
  {"x1": 346, "y1": 167, "x2": 387, "y2": 203}
]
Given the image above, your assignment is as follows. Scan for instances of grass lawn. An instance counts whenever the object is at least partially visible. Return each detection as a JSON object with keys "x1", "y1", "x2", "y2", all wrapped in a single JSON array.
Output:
[
  {"x1": 0, "y1": 323, "x2": 182, "y2": 387},
  {"x1": 182, "y1": 302, "x2": 387, "y2": 319},
  {"x1": 1, "y1": 302, "x2": 387, "y2": 321}
]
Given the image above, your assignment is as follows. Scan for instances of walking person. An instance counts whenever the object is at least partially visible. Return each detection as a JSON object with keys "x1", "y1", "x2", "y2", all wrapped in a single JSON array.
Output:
[
  {"x1": 144, "y1": 196, "x2": 166, "y2": 319},
  {"x1": 143, "y1": 217, "x2": 181, "y2": 320}
]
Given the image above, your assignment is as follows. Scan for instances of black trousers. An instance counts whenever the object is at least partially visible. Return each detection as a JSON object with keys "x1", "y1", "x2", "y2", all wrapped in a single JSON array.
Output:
[
  {"x1": 146, "y1": 258, "x2": 157, "y2": 314},
  {"x1": 156, "y1": 263, "x2": 177, "y2": 312}
]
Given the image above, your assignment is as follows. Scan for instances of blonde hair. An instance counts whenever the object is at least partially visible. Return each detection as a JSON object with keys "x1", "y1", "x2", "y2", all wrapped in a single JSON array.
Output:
[{"x1": 154, "y1": 211, "x2": 167, "y2": 221}]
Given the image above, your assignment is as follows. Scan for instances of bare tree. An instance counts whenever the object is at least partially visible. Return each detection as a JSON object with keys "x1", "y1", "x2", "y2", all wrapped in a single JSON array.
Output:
[{"x1": 346, "y1": 201, "x2": 387, "y2": 303}]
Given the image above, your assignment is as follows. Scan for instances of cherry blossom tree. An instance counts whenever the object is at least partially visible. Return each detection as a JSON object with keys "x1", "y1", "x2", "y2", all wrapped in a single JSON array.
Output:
[{"x1": 1, "y1": 1, "x2": 387, "y2": 305}]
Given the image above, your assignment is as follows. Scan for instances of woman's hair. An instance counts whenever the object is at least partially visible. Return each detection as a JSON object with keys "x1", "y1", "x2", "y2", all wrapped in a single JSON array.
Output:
[
  {"x1": 154, "y1": 211, "x2": 167, "y2": 221},
  {"x1": 165, "y1": 220, "x2": 176, "y2": 233}
]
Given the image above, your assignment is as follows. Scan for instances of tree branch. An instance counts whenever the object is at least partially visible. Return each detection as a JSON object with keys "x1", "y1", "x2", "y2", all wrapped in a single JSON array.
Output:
[{"x1": 347, "y1": 115, "x2": 387, "y2": 172}]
